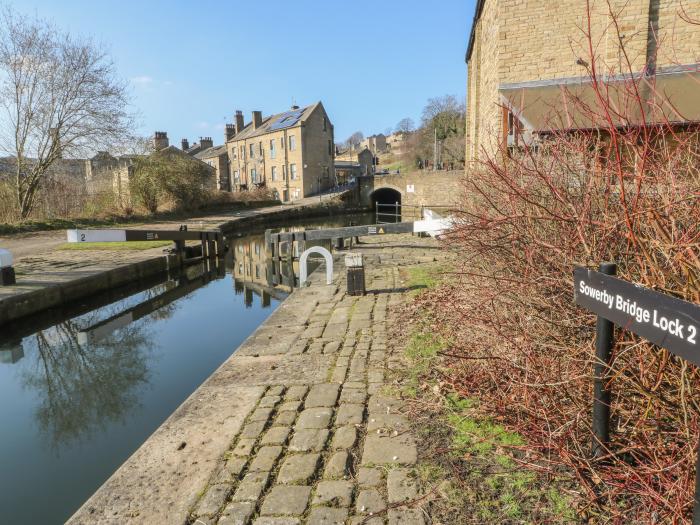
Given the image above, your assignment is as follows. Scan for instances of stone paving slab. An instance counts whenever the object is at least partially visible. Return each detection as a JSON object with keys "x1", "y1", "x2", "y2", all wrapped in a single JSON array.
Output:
[{"x1": 70, "y1": 234, "x2": 444, "y2": 524}]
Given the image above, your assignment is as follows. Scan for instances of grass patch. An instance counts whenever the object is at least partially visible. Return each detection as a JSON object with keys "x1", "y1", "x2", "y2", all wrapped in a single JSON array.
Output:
[
  {"x1": 404, "y1": 263, "x2": 446, "y2": 296},
  {"x1": 401, "y1": 329, "x2": 577, "y2": 523},
  {"x1": 58, "y1": 240, "x2": 172, "y2": 251}
]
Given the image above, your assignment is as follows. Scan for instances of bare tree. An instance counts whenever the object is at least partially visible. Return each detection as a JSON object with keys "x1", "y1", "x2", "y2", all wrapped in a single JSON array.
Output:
[
  {"x1": 344, "y1": 131, "x2": 364, "y2": 150},
  {"x1": 419, "y1": 95, "x2": 466, "y2": 167},
  {"x1": 395, "y1": 117, "x2": 415, "y2": 135},
  {"x1": 0, "y1": 7, "x2": 133, "y2": 219}
]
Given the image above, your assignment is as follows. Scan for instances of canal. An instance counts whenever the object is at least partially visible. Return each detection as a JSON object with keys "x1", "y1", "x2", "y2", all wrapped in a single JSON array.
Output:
[{"x1": 0, "y1": 213, "x2": 372, "y2": 524}]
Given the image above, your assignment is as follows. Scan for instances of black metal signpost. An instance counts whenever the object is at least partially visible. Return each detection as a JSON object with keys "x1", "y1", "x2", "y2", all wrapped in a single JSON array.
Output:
[{"x1": 574, "y1": 264, "x2": 700, "y2": 522}]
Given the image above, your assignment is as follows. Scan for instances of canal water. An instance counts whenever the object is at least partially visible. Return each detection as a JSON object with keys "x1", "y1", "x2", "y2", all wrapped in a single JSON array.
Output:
[{"x1": 0, "y1": 213, "x2": 372, "y2": 525}]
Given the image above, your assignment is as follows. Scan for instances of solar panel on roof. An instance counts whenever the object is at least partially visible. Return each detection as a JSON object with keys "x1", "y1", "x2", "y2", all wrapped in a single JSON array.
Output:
[{"x1": 268, "y1": 109, "x2": 305, "y2": 131}]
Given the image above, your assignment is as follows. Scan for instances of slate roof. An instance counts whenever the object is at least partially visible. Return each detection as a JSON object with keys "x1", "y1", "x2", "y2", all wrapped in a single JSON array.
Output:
[
  {"x1": 229, "y1": 102, "x2": 321, "y2": 142},
  {"x1": 195, "y1": 145, "x2": 228, "y2": 160}
]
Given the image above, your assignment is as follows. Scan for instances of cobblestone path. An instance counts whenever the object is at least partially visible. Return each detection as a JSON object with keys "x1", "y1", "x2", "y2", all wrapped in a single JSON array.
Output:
[{"x1": 188, "y1": 238, "x2": 439, "y2": 525}]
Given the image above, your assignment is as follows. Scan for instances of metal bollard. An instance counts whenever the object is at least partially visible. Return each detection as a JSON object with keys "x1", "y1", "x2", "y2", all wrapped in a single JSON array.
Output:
[
  {"x1": 0, "y1": 248, "x2": 16, "y2": 286},
  {"x1": 345, "y1": 252, "x2": 365, "y2": 296}
]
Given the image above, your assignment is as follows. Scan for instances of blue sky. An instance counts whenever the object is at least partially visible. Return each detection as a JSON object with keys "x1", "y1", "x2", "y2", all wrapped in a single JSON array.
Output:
[{"x1": 8, "y1": 0, "x2": 473, "y2": 145}]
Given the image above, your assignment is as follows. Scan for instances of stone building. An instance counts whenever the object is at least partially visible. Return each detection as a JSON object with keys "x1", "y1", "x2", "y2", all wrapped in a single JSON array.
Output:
[
  {"x1": 226, "y1": 102, "x2": 335, "y2": 202},
  {"x1": 335, "y1": 147, "x2": 375, "y2": 179},
  {"x1": 195, "y1": 145, "x2": 229, "y2": 191},
  {"x1": 181, "y1": 137, "x2": 214, "y2": 156},
  {"x1": 465, "y1": 0, "x2": 700, "y2": 161},
  {"x1": 360, "y1": 134, "x2": 387, "y2": 154}
]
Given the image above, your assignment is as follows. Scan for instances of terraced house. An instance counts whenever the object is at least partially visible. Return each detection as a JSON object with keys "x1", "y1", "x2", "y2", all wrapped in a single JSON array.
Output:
[
  {"x1": 465, "y1": 0, "x2": 700, "y2": 161},
  {"x1": 226, "y1": 102, "x2": 335, "y2": 202}
]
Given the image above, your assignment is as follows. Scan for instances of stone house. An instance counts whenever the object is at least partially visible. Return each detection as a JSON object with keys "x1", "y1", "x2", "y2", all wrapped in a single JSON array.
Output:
[
  {"x1": 465, "y1": 0, "x2": 700, "y2": 161},
  {"x1": 195, "y1": 145, "x2": 230, "y2": 191},
  {"x1": 226, "y1": 102, "x2": 335, "y2": 202}
]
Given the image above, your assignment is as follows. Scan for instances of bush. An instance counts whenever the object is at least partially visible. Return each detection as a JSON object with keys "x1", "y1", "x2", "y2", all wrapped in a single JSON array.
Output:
[
  {"x1": 432, "y1": 10, "x2": 700, "y2": 523},
  {"x1": 130, "y1": 150, "x2": 212, "y2": 213}
]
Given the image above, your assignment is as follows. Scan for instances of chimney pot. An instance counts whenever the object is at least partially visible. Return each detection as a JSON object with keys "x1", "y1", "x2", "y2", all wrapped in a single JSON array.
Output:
[
  {"x1": 181, "y1": 138, "x2": 189, "y2": 150},
  {"x1": 225, "y1": 124, "x2": 236, "y2": 142}
]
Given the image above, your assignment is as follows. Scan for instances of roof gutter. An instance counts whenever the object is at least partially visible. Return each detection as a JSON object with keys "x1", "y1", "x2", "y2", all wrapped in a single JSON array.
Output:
[{"x1": 465, "y1": 0, "x2": 486, "y2": 63}]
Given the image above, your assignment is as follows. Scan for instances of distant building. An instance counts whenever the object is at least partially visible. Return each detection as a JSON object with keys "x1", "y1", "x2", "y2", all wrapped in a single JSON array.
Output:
[
  {"x1": 195, "y1": 145, "x2": 229, "y2": 191},
  {"x1": 360, "y1": 134, "x2": 387, "y2": 154},
  {"x1": 335, "y1": 147, "x2": 374, "y2": 180},
  {"x1": 465, "y1": 0, "x2": 700, "y2": 161},
  {"x1": 181, "y1": 137, "x2": 214, "y2": 156},
  {"x1": 225, "y1": 102, "x2": 334, "y2": 202}
]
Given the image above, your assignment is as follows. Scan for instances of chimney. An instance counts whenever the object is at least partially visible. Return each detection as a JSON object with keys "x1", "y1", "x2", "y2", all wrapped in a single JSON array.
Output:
[
  {"x1": 181, "y1": 138, "x2": 189, "y2": 151},
  {"x1": 291, "y1": 104, "x2": 300, "y2": 110},
  {"x1": 200, "y1": 137, "x2": 213, "y2": 150},
  {"x1": 235, "y1": 110, "x2": 245, "y2": 134},
  {"x1": 225, "y1": 124, "x2": 236, "y2": 142},
  {"x1": 153, "y1": 131, "x2": 169, "y2": 151},
  {"x1": 252, "y1": 111, "x2": 262, "y2": 130}
]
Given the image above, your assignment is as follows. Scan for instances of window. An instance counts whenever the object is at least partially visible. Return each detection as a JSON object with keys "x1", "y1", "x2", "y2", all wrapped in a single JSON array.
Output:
[
  {"x1": 281, "y1": 136, "x2": 285, "y2": 149},
  {"x1": 233, "y1": 170, "x2": 240, "y2": 182},
  {"x1": 249, "y1": 144, "x2": 255, "y2": 158},
  {"x1": 240, "y1": 145, "x2": 245, "y2": 159},
  {"x1": 270, "y1": 139, "x2": 276, "y2": 159},
  {"x1": 283, "y1": 165, "x2": 287, "y2": 180},
  {"x1": 232, "y1": 147, "x2": 237, "y2": 159},
  {"x1": 251, "y1": 168, "x2": 257, "y2": 183},
  {"x1": 289, "y1": 135, "x2": 296, "y2": 151},
  {"x1": 323, "y1": 117, "x2": 327, "y2": 131},
  {"x1": 290, "y1": 163, "x2": 297, "y2": 180},
  {"x1": 293, "y1": 188, "x2": 301, "y2": 199},
  {"x1": 271, "y1": 166, "x2": 277, "y2": 181},
  {"x1": 328, "y1": 139, "x2": 332, "y2": 156},
  {"x1": 258, "y1": 142, "x2": 263, "y2": 156}
]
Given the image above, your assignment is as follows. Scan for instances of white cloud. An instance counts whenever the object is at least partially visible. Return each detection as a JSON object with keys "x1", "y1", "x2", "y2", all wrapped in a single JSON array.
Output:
[
  {"x1": 196, "y1": 121, "x2": 210, "y2": 129},
  {"x1": 130, "y1": 75, "x2": 154, "y2": 85}
]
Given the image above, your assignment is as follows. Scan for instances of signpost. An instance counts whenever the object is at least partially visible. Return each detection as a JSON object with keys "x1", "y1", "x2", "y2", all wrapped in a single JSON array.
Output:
[{"x1": 574, "y1": 264, "x2": 700, "y2": 521}]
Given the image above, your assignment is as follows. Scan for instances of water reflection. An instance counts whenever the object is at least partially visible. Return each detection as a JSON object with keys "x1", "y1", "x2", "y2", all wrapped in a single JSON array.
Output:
[
  {"x1": 2, "y1": 261, "x2": 227, "y2": 448},
  {"x1": 23, "y1": 317, "x2": 153, "y2": 448}
]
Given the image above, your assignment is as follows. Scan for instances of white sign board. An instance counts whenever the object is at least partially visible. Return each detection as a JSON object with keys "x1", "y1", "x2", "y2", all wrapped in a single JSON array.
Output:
[
  {"x1": 406, "y1": 184, "x2": 415, "y2": 193},
  {"x1": 0, "y1": 248, "x2": 13, "y2": 268},
  {"x1": 67, "y1": 229, "x2": 127, "y2": 243}
]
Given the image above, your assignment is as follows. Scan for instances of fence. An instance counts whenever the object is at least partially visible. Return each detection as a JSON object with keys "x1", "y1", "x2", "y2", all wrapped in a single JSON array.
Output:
[{"x1": 375, "y1": 203, "x2": 457, "y2": 224}]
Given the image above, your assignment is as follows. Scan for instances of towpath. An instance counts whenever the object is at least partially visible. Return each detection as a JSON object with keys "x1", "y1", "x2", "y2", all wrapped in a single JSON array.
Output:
[{"x1": 68, "y1": 233, "x2": 445, "y2": 525}]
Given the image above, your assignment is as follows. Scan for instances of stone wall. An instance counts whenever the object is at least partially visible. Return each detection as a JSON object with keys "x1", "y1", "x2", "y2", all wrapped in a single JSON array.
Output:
[
  {"x1": 358, "y1": 171, "x2": 463, "y2": 208},
  {"x1": 466, "y1": 0, "x2": 700, "y2": 161}
]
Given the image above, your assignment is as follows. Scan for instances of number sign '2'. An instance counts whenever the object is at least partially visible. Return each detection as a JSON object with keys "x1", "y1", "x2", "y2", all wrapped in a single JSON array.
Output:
[{"x1": 574, "y1": 267, "x2": 700, "y2": 365}]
